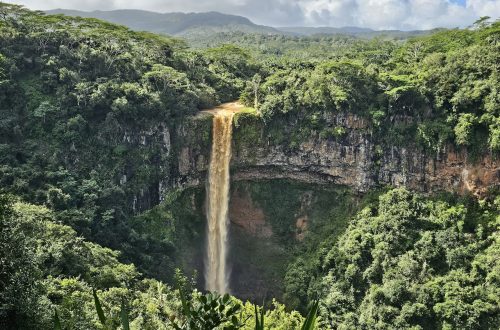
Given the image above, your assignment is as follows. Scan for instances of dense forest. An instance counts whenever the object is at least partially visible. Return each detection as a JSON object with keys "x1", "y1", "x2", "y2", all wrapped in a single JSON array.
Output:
[{"x1": 0, "y1": 3, "x2": 499, "y2": 329}]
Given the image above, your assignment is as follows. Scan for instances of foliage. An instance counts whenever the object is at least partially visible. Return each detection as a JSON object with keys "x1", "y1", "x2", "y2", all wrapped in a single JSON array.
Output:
[
  {"x1": 252, "y1": 300, "x2": 318, "y2": 330},
  {"x1": 318, "y1": 188, "x2": 500, "y2": 329},
  {"x1": 234, "y1": 19, "x2": 500, "y2": 154},
  {"x1": 0, "y1": 3, "x2": 257, "y2": 286},
  {"x1": 171, "y1": 291, "x2": 244, "y2": 330},
  {"x1": 0, "y1": 194, "x2": 304, "y2": 329}
]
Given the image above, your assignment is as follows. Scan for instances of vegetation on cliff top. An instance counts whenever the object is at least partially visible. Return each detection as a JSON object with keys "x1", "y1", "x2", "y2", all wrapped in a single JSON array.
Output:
[{"x1": 239, "y1": 19, "x2": 500, "y2": 154}]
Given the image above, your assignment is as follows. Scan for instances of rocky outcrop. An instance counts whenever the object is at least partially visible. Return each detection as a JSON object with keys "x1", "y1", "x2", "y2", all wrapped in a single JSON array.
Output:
[
  {"x1": 378, "y1": 146, "x2": 498, "y2": 197},
  {"x1": 229, "y1": 187, "x2": 272, "y2": 238},
  {"x1": 126, "y1": 110, "x2": 498, "y2": 211},
  {"x1": 172, "y1": 111, "x2": 499, "y2": 197}
]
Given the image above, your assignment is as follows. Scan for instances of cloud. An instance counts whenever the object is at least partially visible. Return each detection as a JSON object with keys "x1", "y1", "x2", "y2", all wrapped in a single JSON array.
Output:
[
  {"x1": 298, "y1": 0, "x2": 500, "y2": 29},
  {"x1": 5, "y1": 0, "x2": 500, "y2": 29}
]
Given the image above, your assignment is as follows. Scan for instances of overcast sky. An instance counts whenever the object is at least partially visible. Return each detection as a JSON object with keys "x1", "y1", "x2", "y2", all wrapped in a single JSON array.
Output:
[{"x1": 6, "y1": 0, "x2": 500, "y2": 30}]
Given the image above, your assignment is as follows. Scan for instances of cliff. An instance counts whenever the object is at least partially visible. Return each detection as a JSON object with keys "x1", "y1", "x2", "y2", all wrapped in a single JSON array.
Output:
[
  {"x1": 169, "y1": 111, "x2": 498, "y2": 197},
  {"x1": 126, "y1": 108, "x2": 498, "y2": 211}
]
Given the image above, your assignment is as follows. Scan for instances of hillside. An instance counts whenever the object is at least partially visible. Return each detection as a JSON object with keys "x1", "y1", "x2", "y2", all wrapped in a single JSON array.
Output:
[
  {"x1": 46, "y1": 8, "x2": 435, "y2": 42},
  {"x1": 278, "y1": 26, "x2": 439, "y2": 39},
  {"x1": 46, "y1": 9, "x2": 279, "y2": 36}
]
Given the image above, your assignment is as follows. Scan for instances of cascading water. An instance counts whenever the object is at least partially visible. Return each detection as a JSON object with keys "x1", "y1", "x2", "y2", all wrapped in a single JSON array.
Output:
[{"x1": 205, "y1": 110, "x2": 234, "y2": 293}]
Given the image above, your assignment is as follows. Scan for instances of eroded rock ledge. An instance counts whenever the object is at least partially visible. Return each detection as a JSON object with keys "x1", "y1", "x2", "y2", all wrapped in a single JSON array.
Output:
[{"x1": 170, "y1": 111, "x2": 499, "y2": 199}]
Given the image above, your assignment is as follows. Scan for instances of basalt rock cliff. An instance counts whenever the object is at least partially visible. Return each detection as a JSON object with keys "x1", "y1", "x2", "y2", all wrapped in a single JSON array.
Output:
[
  {"x1": 123, "y1": 109, "x2": 498, "y2": 213},
  {"x1": 164, "y1": 111, "x2": 498, "y2": 203}
]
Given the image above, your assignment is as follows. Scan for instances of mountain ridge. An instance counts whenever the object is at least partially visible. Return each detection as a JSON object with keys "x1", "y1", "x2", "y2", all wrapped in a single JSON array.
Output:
[
  {"x1": 45, "y1": 8, "x2": 436, "y2": 39},
  {"x1": 45, "y1": 8, "x2": 280, "y2": 36},
  {"x1": 278, "y1": 25, "x2": 440, "y2": 37}
]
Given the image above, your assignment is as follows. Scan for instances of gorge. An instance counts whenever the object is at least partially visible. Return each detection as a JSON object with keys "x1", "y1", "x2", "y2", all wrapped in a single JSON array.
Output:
[{"x1": 0, "y1": 5, "x2": 499, "y2": 329}]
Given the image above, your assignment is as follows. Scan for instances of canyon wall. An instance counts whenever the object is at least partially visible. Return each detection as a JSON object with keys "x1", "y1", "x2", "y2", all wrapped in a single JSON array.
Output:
[
  {"x1": 171, "y1": 112, "x2": 498, "y2": 199},
  {"x1": 121, "y1": 110, "x2": 498, "y2": 300},
  {"x1": 123, "y1": 111, "x2": 498, "y2": 211}
]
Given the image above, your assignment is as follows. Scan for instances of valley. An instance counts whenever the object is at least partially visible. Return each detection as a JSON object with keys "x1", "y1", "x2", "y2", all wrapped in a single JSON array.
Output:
[{"x1": 0, "y1": 3, "x2": 499, "y2": 329}]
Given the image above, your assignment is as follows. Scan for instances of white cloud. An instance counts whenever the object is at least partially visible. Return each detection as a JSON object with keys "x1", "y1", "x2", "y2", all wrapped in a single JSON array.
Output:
[
  {"x1": 297, "y1": 0, "x2": 499, "y2": 29},
  {"x1": 5, "y1": 0, "x2": 500, "y2": 29},
  {"x1": 469, "y1": 0, "x2": 500, "y2": 17},
  {"x1": 300, "y1": 0, "x2": 358, "y2": 27},
  {"x1": 356, "y1": 0, "x2": 412, "y2": 29}
]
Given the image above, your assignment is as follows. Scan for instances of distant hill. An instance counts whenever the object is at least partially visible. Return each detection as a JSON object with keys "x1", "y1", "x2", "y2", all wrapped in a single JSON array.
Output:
[
  {"x1": 46, "y1": 9, "x2": 437, "y2": 42},
  {"x1": 279, "y1": 26, "x2": 374, "y2": 35},
  {"x1": 278, "y1": 26, "x2": 439, "y2": 39},
  {"x1": 45, "y1": 9, "x2": 280, "y2": 36}
]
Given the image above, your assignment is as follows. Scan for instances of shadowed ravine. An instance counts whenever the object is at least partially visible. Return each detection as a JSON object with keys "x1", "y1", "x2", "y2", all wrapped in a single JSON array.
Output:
[{"x1": 204, "y1": 103, "x2": 243, "y2": 293}]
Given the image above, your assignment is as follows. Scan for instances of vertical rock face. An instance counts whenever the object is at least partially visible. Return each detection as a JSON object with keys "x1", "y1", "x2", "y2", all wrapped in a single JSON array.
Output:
[
  {"x1": 378, "y1": 146, "x2": 498, "y2": 196},
  {"x1": 172, "y1": 112, "x2": 498, "y2": 196},
  {"x1": 126, "y1": 111, "x2": 498, "y2": 212},
  {"x1": 229, "y1": 188, "x2": 272, "y2": 238},
  {"x1": 112, "y1": 123, "x2": 172, "y2": 213}
]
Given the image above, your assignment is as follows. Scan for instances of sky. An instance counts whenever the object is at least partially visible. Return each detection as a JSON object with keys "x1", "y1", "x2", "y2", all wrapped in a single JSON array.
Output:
[{"x1": 5, "y1": 0, "x2": 500, "y2": 30}]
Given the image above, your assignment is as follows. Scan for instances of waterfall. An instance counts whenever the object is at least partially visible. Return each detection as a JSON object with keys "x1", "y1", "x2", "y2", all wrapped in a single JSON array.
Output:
[{"x1": 205, "y1": 110, "x2": 234, "y2": 293}]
